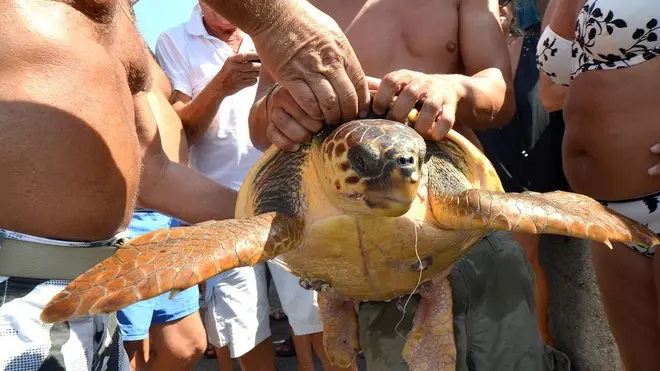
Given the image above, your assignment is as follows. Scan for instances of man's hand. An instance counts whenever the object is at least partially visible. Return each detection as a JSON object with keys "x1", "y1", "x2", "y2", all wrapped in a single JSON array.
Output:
[
  {"x1": 372, "y1": 70, "x2": 466, "y2": 141},
  {"x1": 215, "y1": 52, "x2": 261, "y2": 97},
  {"x1": 266, "y1": 84, "x2": 324, "y2": 152},
  {"x1": 250, "y1": 1, "x2": 370, "y2": 126}
]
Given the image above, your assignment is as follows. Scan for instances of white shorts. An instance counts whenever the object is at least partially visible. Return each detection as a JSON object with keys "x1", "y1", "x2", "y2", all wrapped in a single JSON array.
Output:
[
  {"x1": 204, "y1": 263, "x2": 271, "y2": 358},
  {"x1": 0, "y1": 277, "x2": 130, "y2": 371},
  {"x1": 0, "y1": 229, "x2": 129, "y2": 371},
  {"x1": 267, "y1": 261, "x2": 323, "y2": 336}
]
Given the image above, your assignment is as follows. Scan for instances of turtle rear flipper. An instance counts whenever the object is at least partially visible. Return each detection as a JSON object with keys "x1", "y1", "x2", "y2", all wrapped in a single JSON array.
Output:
[
  {"x1": 402, "y1": 276, "x2": 456, "y2": 371},
  {"x1": 431, "y1": 189, "x2": 660, "y2": 248},
  {"x1": 318, "y1": 292, "x2": 360, "y2": 367},
  {"x1": 40, "y1": 212, "x2": 304, "y2": 323}
]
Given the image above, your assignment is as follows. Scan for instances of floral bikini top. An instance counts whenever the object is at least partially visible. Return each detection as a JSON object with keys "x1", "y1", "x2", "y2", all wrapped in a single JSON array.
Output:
[{"x1": 536, "y1": 0, "x2": 660, "y2": 86}]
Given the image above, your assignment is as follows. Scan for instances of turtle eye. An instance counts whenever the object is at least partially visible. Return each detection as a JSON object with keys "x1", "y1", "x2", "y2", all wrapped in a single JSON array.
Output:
[
  {"x1": 354, "y1": 157, "x2": 366, "y2": 171},
  {"x1": 347, "y1": 145, "x2": 381, "y2": 178}
]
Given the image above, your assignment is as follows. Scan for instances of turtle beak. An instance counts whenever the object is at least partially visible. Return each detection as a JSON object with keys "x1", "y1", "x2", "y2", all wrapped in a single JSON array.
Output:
[
  {"x1": 393, "y1": 153, "x2": 420, "y2": 183},
  {"x1": 389, "y1": 152, "x2": 421, "y2": 200},
  {"x1": 364, "y1": 152, "x2": 421, "y2": 216}
]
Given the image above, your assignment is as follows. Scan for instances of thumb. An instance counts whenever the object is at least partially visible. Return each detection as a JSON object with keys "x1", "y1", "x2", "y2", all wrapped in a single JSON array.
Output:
[{"x1": 235, "y1": 51, "x2": 260, "y2": 63}]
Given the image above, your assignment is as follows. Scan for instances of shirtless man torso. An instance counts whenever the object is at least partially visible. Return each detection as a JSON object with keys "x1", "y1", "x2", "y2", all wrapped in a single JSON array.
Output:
[
  {"x1": 249, "y1": 0, "x2": 514, "y2": 152},
  {"x1": 1, "y1": 0, "x2": 237, "y2": 241},
  {"x1": 249, "y1": 1, "x2": 567, "y2": 370},
  {"x1": 324, "y1": 0, "x2": 462, "y2": 78},
  {"x1": 1, "y1": 0, "x2": 150, "y2": 240}
]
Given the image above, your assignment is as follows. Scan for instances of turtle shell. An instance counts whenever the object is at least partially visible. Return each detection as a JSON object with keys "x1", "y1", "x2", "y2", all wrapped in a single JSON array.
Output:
[{"x1": 235, "y1": 113, "x2": 503, "y2": 301}]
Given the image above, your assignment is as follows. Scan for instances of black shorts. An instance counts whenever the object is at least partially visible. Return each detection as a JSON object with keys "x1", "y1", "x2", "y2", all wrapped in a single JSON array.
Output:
[{"x1": 357, "y1": 231, "x2": 571, "y2": 371}]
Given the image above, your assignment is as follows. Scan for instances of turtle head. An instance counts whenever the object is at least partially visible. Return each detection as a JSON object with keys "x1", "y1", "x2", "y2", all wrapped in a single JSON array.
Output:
[{"x1": 315, "y1": 119, "x2": 426, "y2": 217}]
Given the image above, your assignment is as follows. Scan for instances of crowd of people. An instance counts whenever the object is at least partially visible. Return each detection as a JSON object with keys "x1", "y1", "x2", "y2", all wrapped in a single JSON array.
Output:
[{"x1": 0, "y1": 0, "x2": 658, "y2": 370}]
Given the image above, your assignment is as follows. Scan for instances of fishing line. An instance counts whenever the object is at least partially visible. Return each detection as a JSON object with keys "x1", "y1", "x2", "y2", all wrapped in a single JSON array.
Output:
[{"x1": 395, "y1": 222, "x2": 422, "y2": 339}]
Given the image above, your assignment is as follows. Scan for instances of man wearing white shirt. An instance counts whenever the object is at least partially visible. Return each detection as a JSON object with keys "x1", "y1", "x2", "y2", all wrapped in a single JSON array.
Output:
[{"x1": 155, "y1": 3, "x2": 332, "y2": 370}]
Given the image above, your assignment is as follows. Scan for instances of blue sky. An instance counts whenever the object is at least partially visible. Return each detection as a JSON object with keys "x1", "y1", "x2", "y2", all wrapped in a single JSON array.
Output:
[{"x1": 134, "y1": 0, "x2": 198, "y2": 50}]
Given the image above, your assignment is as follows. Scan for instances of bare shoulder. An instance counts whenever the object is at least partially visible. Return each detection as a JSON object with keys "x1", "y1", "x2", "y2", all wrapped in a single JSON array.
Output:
[{"x1": 0, "y1": 0, "x2": 151, "y2": 94}]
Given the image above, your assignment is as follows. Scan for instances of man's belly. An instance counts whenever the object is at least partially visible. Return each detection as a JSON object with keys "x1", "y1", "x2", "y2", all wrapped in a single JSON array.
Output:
[
  {"x1": 0, "y1": 1, "x2": 143, "y2": 241},
  {"x1": 0, "y1": 84, "x2": 142, "y2": 241}
]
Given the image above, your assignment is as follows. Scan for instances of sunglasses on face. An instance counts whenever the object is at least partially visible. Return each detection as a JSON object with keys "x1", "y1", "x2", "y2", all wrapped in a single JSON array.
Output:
[{"x1": 499, "y1": 0, "x2": 512, "y2": 6}]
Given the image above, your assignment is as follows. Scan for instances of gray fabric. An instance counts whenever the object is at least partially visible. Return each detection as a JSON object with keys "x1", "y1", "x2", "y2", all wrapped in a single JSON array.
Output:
[
  {"x1": 0, "y1": 235, "x2": 119, "y2": 280},
  {"x1": 358, "y1": 231, "x2": 570, "y2": 371},
  {"x1": 539, "y1": 235, "x2": 621, "y2": 371}
]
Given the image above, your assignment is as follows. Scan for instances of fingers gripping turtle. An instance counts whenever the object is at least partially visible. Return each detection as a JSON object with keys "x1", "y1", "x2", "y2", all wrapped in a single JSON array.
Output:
[
  {"x1": 40, "y1": 213, "x2": 304, "y2": 323},
  {"x1": 431, "y1": 189, "x2": 660, "y2": 249}
]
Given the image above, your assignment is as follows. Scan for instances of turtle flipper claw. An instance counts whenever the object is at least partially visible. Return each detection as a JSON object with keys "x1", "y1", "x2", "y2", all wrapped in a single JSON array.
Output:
[
  {"x1": 40, "y1": 213, "x2": 304, "y2": 323},
  {"x1": 299, "y1": 278, "x2": 331, "y2": 292},
  {"x1": 431, "y1": 189, "x2": 660, "y2": 248}
]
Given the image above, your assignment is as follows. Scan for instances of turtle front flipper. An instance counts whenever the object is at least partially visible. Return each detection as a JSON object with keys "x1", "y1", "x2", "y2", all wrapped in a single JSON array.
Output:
[
  {"x1": 317, "y1": 291, "x2": 360, "y2": 367},
  {"x1": 40, "y1": 212, "x2": 304, "y2": 323},
  {"x1": 431, "y1": 189, "x2": 660, "y2": 248},
  {"x1": 402, "y1": 276, "x2": 456, "y2": 371}
]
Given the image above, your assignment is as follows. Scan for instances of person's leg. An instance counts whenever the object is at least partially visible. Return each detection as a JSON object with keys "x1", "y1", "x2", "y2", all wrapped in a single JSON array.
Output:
[
  {"x1": 206, "y1": 263, "x2": 275, "y2": 371},
  {"x1": 268, "y1": 261, "x2": 337, "y2": 370},
  {"x1": 287, "y1": 329, "x2": 355, "y2": 370},
  {"x1": 0, "y1": 276, "x2": 129, "y2": 370},
  {"x1": 123, "y1": 339, "x2": 149, "y2": 370},
  {"x1": 215, "y1": 346, "x2": 235, "y2": 371},
  {"x1": 288, "y1": 327, "x2": 314, "y2": 369},
  {"x1": 145, "y1": 311, "x2": 206, "y2": 371},
  {"x1": 512, "y1": 231, "x2": 553, "y2": 345},
  {"x1": 267, "y1": 261, "x2": 317, "y2": 367},
  {"x1": 116, "y1": 298, "x2": 156, "y2": 371},
  {"x1": 144, "y1": 285, "x2": 206, "y2": 371},
  {"x1": 237, "y1": 337, "x2": 277, "y2": 371},
  {"x1": 592, "y1": 241, "x2": 660, "y2": 371},
  {"x1": 124, "y1": 339, "x2": 150, "y2": 371}
]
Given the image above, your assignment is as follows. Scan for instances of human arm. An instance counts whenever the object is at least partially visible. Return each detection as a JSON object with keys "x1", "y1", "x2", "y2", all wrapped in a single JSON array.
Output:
[
  {"x1": 455, "y1": 0, "x2": 515, "y2": 127},
  {"x1": 154, "y1": 34, "x2": 260, "y2": 144},
  {"x1": 372, "y1": 0, "x2": 515, "y2": 140},
  {"x1": 200, "y1": 0, "x2": 370, "y2": 125},
  {"x1": 134, "y1": 92, "x2": 237, "y2": 224},
  {"x1": 170, "y1": 52, "x2": 260, "y2": 144}
]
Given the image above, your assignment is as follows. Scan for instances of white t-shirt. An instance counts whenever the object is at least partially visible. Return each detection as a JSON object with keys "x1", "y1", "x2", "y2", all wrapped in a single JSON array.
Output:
[{"x1": 155, "y1": 5, "x2": 262, "y2": 191}]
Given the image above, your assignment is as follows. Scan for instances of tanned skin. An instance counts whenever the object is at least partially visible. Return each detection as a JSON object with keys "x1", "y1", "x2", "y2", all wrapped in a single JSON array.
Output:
[
  {"x1": 0, "y1": 0, "x2": 240, "y2": 243},
  {"x1": 248, "y1": 0, "x2": 514, "y2": 152}
]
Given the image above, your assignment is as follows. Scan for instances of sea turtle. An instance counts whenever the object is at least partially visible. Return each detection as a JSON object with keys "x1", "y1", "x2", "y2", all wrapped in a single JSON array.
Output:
[{"x1": 41, "y1": 101, "x2": 659, "y2": 371}]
